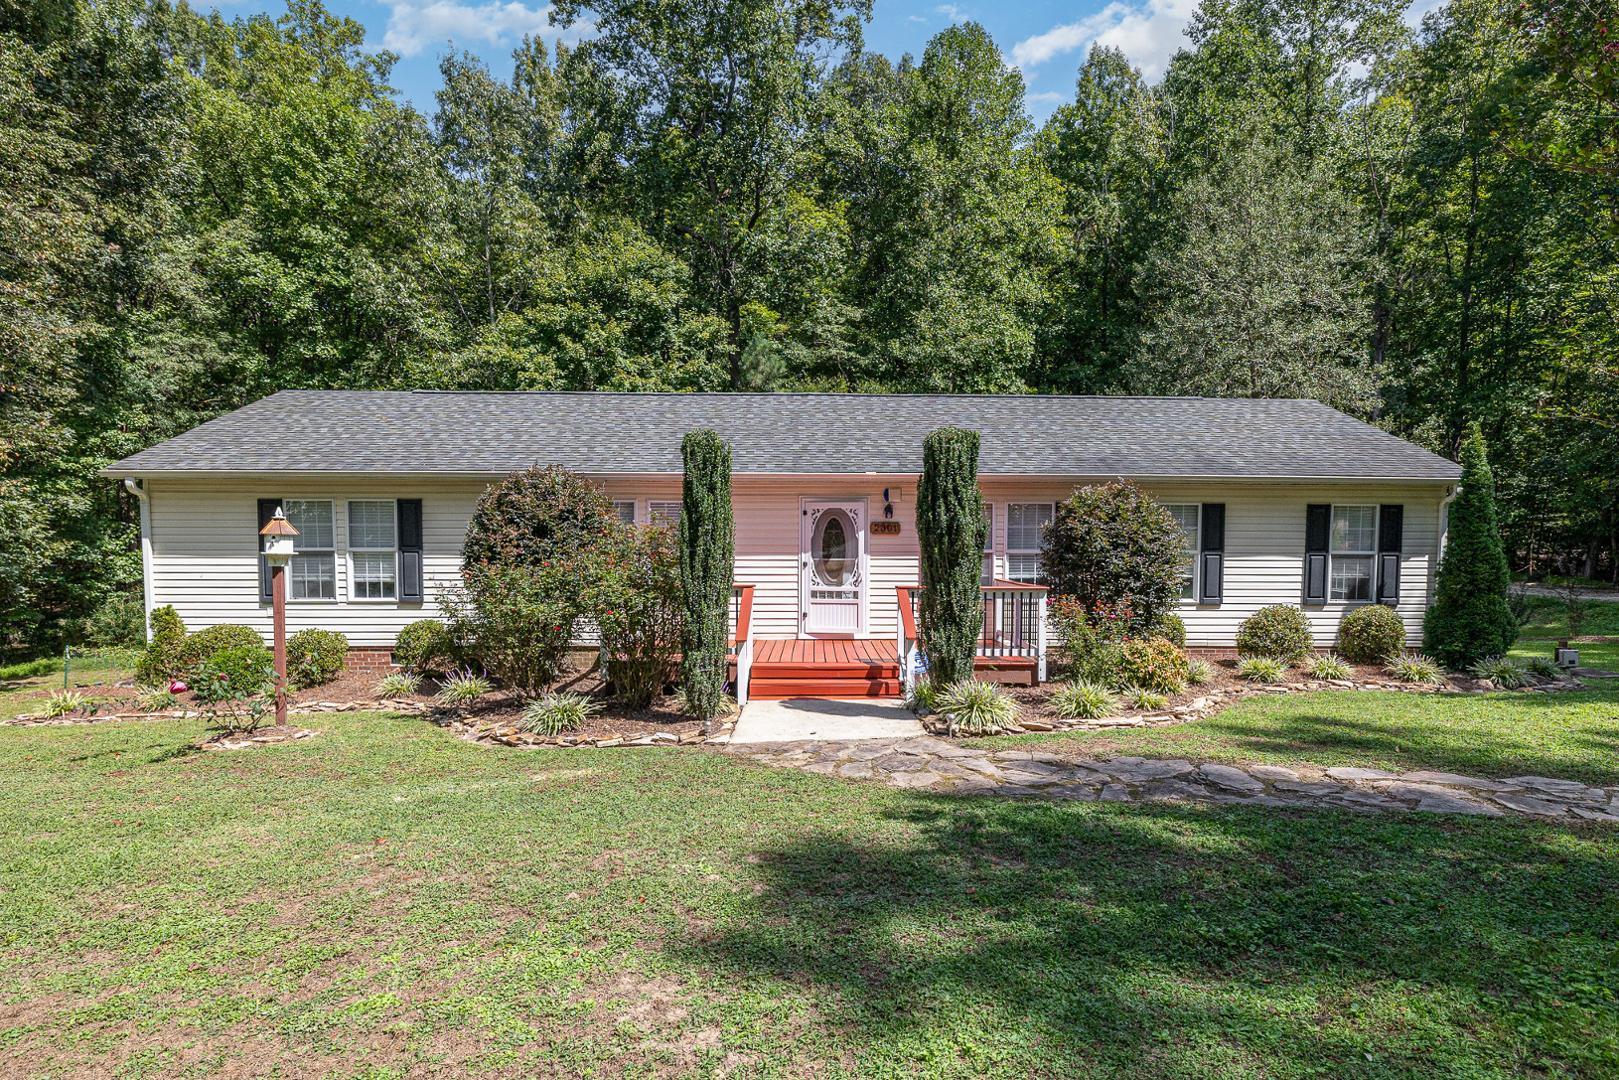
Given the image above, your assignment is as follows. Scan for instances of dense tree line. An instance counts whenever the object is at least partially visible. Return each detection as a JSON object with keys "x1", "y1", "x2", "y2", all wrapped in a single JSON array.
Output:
[{"x1": 2, "y1": 0, "x2": 1614, "y2": 654}]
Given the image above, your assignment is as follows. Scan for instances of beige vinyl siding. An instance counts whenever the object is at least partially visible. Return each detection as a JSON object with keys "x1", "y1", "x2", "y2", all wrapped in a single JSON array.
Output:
[{"x1": 142, "y1": 474, "x2": 1447, "y2": 650}]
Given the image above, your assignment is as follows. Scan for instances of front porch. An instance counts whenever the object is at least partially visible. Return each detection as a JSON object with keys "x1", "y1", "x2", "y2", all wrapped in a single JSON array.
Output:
[{"x1": 729, "y1": 582, "x2": 1046, "y2": 704}]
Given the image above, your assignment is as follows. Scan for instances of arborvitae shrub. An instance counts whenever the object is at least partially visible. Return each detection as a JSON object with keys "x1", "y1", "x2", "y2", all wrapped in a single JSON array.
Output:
[
  {"x1": 915, "y1": 428, "x2": 984, "y2": 686},
  {"x1": 136, "y1": 605, "x2": 187, "y2": 686},
  {"x1": 678, "y1": 430, "x2": 734, "y2": 724},
  {"x1": 1424, "y1": 425, "x2": 1517, "y2": 668}
]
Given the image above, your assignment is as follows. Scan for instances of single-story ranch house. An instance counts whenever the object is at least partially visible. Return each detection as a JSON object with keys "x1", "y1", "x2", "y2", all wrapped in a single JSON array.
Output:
[{"x1": 106, "y1": 391, "x2": 1463, "y2": 699}]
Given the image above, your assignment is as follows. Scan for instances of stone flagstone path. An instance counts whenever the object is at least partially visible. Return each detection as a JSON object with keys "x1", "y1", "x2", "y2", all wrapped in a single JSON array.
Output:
[{"x1": 724, "y1": 736, "x2": 1619, "y2": 823}]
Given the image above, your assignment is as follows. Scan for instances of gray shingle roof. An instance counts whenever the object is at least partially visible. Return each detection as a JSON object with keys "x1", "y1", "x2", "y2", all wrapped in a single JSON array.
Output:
[{"x1": 105, "y1": 390, "x2": 1461, "y2": 481}]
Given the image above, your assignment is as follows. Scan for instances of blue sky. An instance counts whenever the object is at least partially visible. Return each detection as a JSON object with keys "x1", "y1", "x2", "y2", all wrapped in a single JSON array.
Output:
[{"x1": 243, "y1": 0, "x2": 1206, "y2": 122}]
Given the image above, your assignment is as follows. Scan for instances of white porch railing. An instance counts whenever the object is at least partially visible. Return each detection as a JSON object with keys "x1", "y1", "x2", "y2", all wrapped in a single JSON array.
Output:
[
  {"x1": 729, "y1": 584, "x2": 756, "y2": 710},
  {"x1": 895, "y1": 582, "x2": 1048, "y2": 694}
]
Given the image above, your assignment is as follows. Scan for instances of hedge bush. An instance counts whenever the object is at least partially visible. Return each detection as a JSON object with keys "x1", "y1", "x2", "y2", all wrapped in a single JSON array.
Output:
[
  {"x1": 135, "y1": 605, "x2": 187, "y2": 686},
  {"x1": 180, "y1": 624, "x2": 263, "y2": 674},
  {"x1": 288, "y1": 629, "x2": 347, "y2": 688},
  {"x1": 1113, "y1": 636, "x2": 1190, "y2": 694},
  {"x1": 442, "y1": 564, "x2": 580, "y2": 697},
  {"x1": 192, "y1": 644, "x2": 275, "y2": 703},
  {"x1": 1235, "y1": 605, "x2": 1313, "y2": 662},
  {"x1": 1337, "y1": 604, "x2": 1406, "y2": 664},
  {"x1": 393, "y1": 619, "x2": 455, "y2": 674},
  {"x1": 589, "y1": 524, "x2": 683, "y2": 707},
  {"x1": 1042, "y1": 481, "x2": 1185, "y2": 637}
]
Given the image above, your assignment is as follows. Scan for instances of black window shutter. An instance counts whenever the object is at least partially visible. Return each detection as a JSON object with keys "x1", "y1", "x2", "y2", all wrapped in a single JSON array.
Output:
[
  {"x1": 397, "y1": 499, "x2": 424, "y2": 603},
  {"x1": 1199, "y1": 503, "x2": 1225, "y2": 604},
  {"x1": 1377, "y1": 504, "x2": 1403, "y2": 605},
  {"x1": 1304, "y1": 503, "x2": 1330, "y2": 604},
  {"x1": 257, "y1": 498, "x2": 280, "y2": 602}
]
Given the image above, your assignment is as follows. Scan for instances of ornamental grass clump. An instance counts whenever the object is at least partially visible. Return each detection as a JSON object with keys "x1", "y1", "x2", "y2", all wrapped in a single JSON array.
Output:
[
  {"x1": 520, "y1": 691, "x2": 602, "y2": 736},
  {"x1": 136, "y1": 688, "x2": 178, "y2": 712},
  {"x1": 1302, "y1": 652, "x2": 1353, "y2": 680},
  {"x1": 374, "y1": 672, "x2": 421, "y2": 698},
  {"x1": 1049, "y1": 679, "x2": 1117, "y2": 720},
  {"x1": 1237, "y1": 656, "x2": 1286, "y2": 683},
  {"x1": 1185, "y1": 657, "x2": 1214, "y2": 685},
  {"x1": 1124, "y1": 687, "x2": 1168, "y2": 711},
  {"x1": 905, "y1": 678, "x2": 939, "y2": 714},
  {"x1": 1468, "y1": 655, "x2": 1530, "y2": 689},
  {"x1": 43, "y1": 689, "x2": 92, "y2": 718},
  {"x1": 1387, "y1": 653, "x2": 1446, "y2": 685},
  {"x1": 1522, "y1": 655, "x2": 1560, "y2": 679},
  {"x1": 435, "y1": 670, "x2": 493, "y2": 705},
  {"x1": 935, "y1": 680, "x2": 1019, "y2": 736}
]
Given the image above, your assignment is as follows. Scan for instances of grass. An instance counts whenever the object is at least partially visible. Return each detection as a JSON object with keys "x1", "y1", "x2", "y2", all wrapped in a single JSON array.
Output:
[
  {"x1": 1511, "y1": 595, "x2": 1619, "y2": 673},
  {"x1": 1, "y1": 710, "x2": 1617, "y2": 1076},
  {"x1": 0, "y1": 651, "x2": 140, "y2": 722},
  {"x1": 987, "y1": 688, "x2": 1619, "y2": 786}
]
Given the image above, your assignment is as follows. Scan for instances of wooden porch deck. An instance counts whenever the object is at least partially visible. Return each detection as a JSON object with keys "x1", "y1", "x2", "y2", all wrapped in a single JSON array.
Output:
[{"x1": 743, "y1": 638, "x2": 1037, "y2": 700}]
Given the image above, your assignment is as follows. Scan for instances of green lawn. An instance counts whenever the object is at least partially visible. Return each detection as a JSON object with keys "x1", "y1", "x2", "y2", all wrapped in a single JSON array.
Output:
[
  {"x1": 1511, "y1": 596, "x2": 1619, "y2": 673},
  {"x1": 2, "y1": 709, "x2": 1617, "y2": 1077},
  {"x1": 987, "y1": 688, "x2": 1619, "y2": 786},
  {"x1": 0, "y1": 649, "x2": 142, "y2": 722}
]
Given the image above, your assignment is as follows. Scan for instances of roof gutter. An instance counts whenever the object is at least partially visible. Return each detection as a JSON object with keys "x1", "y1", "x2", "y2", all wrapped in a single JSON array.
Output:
[{"x1": 122, "y1": 478, "x2": 155, "y2": 643}]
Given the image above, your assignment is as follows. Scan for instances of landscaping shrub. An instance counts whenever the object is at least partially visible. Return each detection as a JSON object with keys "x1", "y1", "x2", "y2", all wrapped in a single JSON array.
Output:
[
  {"x1": 287, "y1": 629, "x2": 347, "y2": 688},
  {"x1": 393, "y1": 619, "x2": 455, "y2": 675},
  {"x1": 520, "y1": 691, "x2": 602, "y2": 736},
  {"x1": 1302, "y1": 652, "x2": 1353, "y2": 680},
  {"x1": 1155, "y1": 611, "x2": 1187, "y2": 648},
  {"x1": 1387, "y1": 653, "x2": 1445, "y2": 684},
  {"x1": 1423, "y1": 424, "x2": 1517, "y2": 667},
  {"x1": 462, "y1": 465, "x2": 618, "y2": 571},
  {"x1": 679, "y1": 430, "x2": 734, "y2": 724},
  {"x1": 905, "y1": 678, "x2": 939, "y2": 714},
  {"x1": 1337, "y1": 604, "x2": 1407, "y2": 664},
  {"x1": 1235, "y1": 605, "x2": 1313, "y2": 662},
  {"x1": 1049, "y1": 595, "x2": 1132, "y2": 683},
  {"x1": 44, "y1": 690, "x2": 92, "y2": 718},
  {"x1": 374, "y1": 672, "x2": 421, "y2": 698},
  {"x1": 1237, "y1": 656, "x2": 1286, "y2": 683},
  {"x1": 82, "y1": 592, "x2": 145, "y2": 648},
  {"x1": 1042, "y1": 481, "x2": 1184, "y2": 636},
  {"x1": 589, "y1": 523, "x2": 683, "y2": 708},
  {"x1": 915, "y1": 428, "x2": 985, "y2": 687},
  {"x1": 1114, "y1": 636, "x2": 1190, "y2": 694},
  {"x1": 1049, "y1": 679, "x2": 1117, "y2": 720},
  {"x1": 135, "y1": 605, "x2": 187, "y2": 686},
  {"x1": 442, "y1": 564, "x2": 579, "y2": 696},
  {"x1": 1523, "y1": 655, "x2": 1560, "y2": 679},
  {"x1": 1469, "y1": 655, "x2": 1530, "y2": 689},
  {"x1": 180, "y1": 624, "x2": 263, "y2": 674},
  {"x1": 934, "y1": 679, "x2": 1019, "y2": 736},
  {"x1": 435, "y1": 670, "x2": 492, "y2": 705},
  {"x1": 192, "y1": 644, "x2": 275, "y2": 703},
  {"x1": 136, "y1": 687, "x2": 178, "y2": 712}
]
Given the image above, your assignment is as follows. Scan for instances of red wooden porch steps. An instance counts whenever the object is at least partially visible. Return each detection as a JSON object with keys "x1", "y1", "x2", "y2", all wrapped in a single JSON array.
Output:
[{"x1": 747, "y1": 638, "x2": 903, "y2": 700}]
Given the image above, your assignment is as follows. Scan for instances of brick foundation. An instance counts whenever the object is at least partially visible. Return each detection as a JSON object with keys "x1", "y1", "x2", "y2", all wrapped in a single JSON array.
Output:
[{"x1": 344, "y1": 646, "x2": 396, "y2": 674}]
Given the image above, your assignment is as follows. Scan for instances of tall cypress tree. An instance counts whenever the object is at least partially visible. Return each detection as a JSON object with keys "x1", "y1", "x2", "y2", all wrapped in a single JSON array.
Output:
[
  {"x1": 1423, "y1": 423, "x2": 1517, "y2": 667},
  {"x1": 679, "y1": 430, "x2": 734, "y2": 725},
  {"x1": 915, "y1": 428, "x2": 985, "y2": 685}
]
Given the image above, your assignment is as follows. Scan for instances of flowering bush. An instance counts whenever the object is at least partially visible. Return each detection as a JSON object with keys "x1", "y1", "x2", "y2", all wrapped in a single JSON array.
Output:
[
  {"x1": 1043, "y1": 481, "x2": 1186, "y2": 636},
  {"x1": 586, "y1": 524, "x2": 684, "y2": 707}
]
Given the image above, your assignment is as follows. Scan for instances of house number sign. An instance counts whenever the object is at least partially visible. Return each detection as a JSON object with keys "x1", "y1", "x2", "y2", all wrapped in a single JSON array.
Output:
[{"x1": 871, "y1": 521, "x2": 901, "y2": 536}]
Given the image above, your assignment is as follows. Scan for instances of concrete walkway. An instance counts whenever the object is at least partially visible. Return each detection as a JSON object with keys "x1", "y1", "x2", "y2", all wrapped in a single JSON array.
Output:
[
  {"x1": 725, "y1": 736, "x2": 1619, "y2": 823},
  {"x1": 730, "y1": 698, "x2": 924, "y2": 744}
]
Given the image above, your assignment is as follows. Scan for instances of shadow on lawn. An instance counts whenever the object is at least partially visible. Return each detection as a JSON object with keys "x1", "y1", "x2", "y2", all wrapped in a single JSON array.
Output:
[{"x1": 679, "y1": 797, "x2": 1619, "y2": 1075}]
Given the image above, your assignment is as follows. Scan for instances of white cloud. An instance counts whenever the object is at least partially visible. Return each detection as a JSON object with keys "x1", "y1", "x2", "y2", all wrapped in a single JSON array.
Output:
[
  {"x1": 1026, "y1": 90, "x2": 1067, "y2": 106},
  {"x1": 934, "y1": 4, "x2": 967, "y2": 23},
  {"x1": 1010, "y1": 0, "x2": 1198, "y2": 79},
  {"x1": 381, "y1": 0, "x2": 579, "y2": 58}
]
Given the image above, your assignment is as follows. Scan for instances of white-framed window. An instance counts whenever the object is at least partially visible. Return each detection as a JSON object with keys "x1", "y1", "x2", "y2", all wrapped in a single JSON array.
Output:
[
  {"x1": 1006, "y1": 502, "x2": 1054, "y2": 584},
  {"x1": 648, "y1": 501, "x2": 682, "y2": 528},
  {"x1": 981, "y1": 502, "x2": 995, "y2": 585},
  {"x1": 348, "y1": 500, "x2": 397, "y2": 600},
  {"x1": 1330, "y1": 504, "x2": 1377, "y2": 602},
  {"x1": 284, "y1": 499, "x2": 336, "y2": 601},
  {"x1": 611, "y1": 500, "x2": 637, "y2": 525},
  {"x1": 1165, "y1": 504, "x2": 1200, "y2": 600}
]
